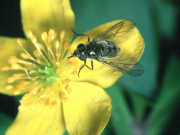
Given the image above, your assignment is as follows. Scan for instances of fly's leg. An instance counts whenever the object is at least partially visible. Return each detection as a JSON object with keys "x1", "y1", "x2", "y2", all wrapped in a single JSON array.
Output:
[
  {"x1": 78, "y1": 60, "x2": 94, "y2": 77},
  {"x1": 71, "y1": 27, "x2": 90, "y2": 42}
]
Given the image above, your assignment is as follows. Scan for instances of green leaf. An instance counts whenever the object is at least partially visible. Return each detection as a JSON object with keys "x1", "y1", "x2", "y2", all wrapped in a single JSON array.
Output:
[
  {"x1": 129, "y1": 91, "x2": 153, "y2": 122},
  {"x1": 105, "y1": 84, "x2": 132, "y2": 135},
  {"x1": 0, "y1": 113, "x2": 13, "y2": 135},
  {"x1": 63, "y1": 130, "x2": 69, "y2": 135},
  {"x1": 146, "y1": 56, "x2": 180, "y2": 135},
  {"x1": 155, "y1": 0, "x2": 177, "y2": 39}
]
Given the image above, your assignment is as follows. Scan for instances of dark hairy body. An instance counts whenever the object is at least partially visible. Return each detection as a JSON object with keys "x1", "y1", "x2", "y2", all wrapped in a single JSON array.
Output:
[
  {"x1": 68, "y1": 20, "x2": 144, "y2": 77},
  {"x1": 86, "y1": 40, "x2": 120, "y2": 60}
]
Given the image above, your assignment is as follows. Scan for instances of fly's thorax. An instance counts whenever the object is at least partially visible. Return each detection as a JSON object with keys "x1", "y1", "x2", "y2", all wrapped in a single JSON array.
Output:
[
  {"x1": 86, "y1": 41, "x2": 103, "y2": 59},
  {"x1": 97, "y1": 40, "x2": 120, "y2": 58}
]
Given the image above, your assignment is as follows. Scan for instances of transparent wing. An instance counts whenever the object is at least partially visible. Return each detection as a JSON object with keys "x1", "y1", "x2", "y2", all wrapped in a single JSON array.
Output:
[
  {"x1": 97, "y1": 52, "x2": 144, "y2": 76},
  {"x1": 93, "y1": 20, "x2": 135, "y2": 44}
]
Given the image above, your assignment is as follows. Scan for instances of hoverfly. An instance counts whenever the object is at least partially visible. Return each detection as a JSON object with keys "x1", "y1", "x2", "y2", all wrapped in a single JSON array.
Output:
[{"x1": 68, "y1": 20, "x2": 144, "y2": 77}]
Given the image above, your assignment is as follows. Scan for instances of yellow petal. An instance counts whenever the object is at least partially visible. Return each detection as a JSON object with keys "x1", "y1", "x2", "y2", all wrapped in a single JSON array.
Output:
[
  {"x1": 69, "y1": 20, "x2": 144, "y2": 88},
  {"x1": 0, "y1": 37, "x2": 28, "y2": 95},
  {"x1": 63, "y1": 81, "x2": 111, "y2": 135},
  {"x1": 6, "y1": 97, "x2": 65, "y2": 135},
  {"x1": 21, "y1": 0, "x2": 74, "y2": 42}
]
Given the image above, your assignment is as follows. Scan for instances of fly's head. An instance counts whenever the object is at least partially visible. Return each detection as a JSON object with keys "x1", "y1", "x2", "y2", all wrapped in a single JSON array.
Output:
[{"x1": 68, "y1": 44, "x2": 87, "y2": 61}]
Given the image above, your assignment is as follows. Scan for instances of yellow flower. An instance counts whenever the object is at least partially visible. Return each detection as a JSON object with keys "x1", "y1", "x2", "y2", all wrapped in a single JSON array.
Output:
[{"x1": 0, "y1": 0, "x2": 144, "y2": 135}]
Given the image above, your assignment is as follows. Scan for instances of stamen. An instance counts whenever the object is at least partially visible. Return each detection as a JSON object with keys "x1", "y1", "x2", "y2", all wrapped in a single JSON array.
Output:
[
  {"x1": 33, "y1": 50, "x2": 41, "y2": 58},
  {"x1": 56, "y1": 68, "x2": 61, "y2": 73},
  {"x1": 26, "y1": 30, "x2": 33, "y2": 38},
  {"x1": 60, "y1": 31, "x2": 65, "y2": 41},
  {"x1": 61, "y1": 92, "x2": 68, "y2": 102},
  {"x1": 8, "y1": 56, "x2": 19, "y2": 64},
  {"x1": 29, "y1": 100, "x2": 39, "y2": 109},
  {"x1": 12, "y1": 73, "x2": 25, "y2": 77},
  {"x1": 18, "y1": 80, "x2": 27, "y2": 85},
  {"x1": 12, "y1": 87, "x2": 22, "y2": 95},
  {"x1": 20, "y1": 53, "x2": 31, "y2": 59},
  {"x1": 41, "y1": 32, "x2": 47, "y2": 42},
  {"x1": 72, "y1": 71, "x2": 78, "y2": 75},
  {"x1": 31, "y1": 36, "x2": 37, "y2": 44},
  {"x1": 74, "y1": 61, "x2": 81, "y2": 67},
  {"x1": 22, "y1": 93, "x2": 32, "y2": 100},
  {"x1": 63, "y1": 97, "x2": 68, "y2": 102},
  {"x1": 66, "y1": 63, "x2": 72, "y2": 68},
  {"x1": 30, "y1": 87, "x2": 38, "y2": 94},
  {"x1": 17, "y1": 39, "x2": 22, "y2": 46},
  {"x1": 3, "y1": 29, "x2": 79, "y2": 111},
  {"x1": 7, "y1": 77, "x2": 15, "y2": 83},
  {"x1": 5, "y1": 85, "x2": 13, "y2": 90},
  {"x1": 65, "y1": 78, "x2": 70, "y2": 84},
  {"x1": 1, "y1": 66, "x2": 10, "y2": 70},
  {"x1": 65, "y1": 85, "x2": 70, "y2": 91},
  {"x1": 64, "y1": 42, "x2": 70, "y2": 49},
  {"x1": 55, "y1": 52, "x2": 61, "y2": 57},
  {"x1": 61, "y1": 92, "x2": 66, "y2": 98},
  {"x1": 44, "y1": 98, "x2": 50, "y2": 106},
  {"x1": 49, "y1": 29, "x2": 57, "y2": 40},
  {"x1": 47, "y1": 86, "x2": 52, "y2": 91},
  {"x1": 39, "y1": 99, "x2": 45, "y2": 104},
  {"x1": 18, "y1": 104, "x2": 28, "y2": 111},
  {"x1": 52, "y1": 101, "x2": 57, "y2": 107},
  {"x1": 55, "y1": 40, "x2": 60, "y2": 50},
  {"x1": 19, "y1": 100, "x2": 26, "y2": 105}
]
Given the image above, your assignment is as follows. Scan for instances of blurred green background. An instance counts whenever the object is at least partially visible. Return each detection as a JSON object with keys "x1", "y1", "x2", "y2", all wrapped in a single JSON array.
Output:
[{"x1": 0, "y1": 0, "x2": 180, "y2": 135}]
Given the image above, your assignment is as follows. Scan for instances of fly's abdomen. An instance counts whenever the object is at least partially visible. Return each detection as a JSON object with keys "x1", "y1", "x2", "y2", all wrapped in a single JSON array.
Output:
[{"x1": 99, "y1": 41, "x2": 120, "y2": 58}]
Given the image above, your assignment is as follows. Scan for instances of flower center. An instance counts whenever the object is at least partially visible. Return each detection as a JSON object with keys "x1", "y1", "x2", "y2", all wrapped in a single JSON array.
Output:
[{"x1": 1, "y1": 29, "x2": 80, "y2": 111}]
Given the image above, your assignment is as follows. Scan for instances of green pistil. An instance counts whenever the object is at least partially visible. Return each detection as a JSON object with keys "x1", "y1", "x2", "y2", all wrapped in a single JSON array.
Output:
[{"x1": 34, "y1": 62, "x2": 60, "y2": 85}]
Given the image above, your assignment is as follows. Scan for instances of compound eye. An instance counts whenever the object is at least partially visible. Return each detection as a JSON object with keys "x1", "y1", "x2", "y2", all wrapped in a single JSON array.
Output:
[
  {"x1": 77, "y1": 44, "x2": 85, "y2": 50},
  {"x1": 79, "y1": 52, "x2": 87, "y2": 60}
]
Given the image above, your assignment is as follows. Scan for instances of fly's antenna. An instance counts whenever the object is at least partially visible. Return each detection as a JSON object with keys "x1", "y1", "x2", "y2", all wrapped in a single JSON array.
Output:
[
  {"x1": 71, "y1": 27, "x2": 90, "y2": 42},
  {"x1": 67, "y1": 55, "x2": 74, "y2": 59}
]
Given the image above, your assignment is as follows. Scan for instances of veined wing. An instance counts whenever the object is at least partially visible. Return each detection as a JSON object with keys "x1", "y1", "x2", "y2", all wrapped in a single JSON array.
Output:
[
  {"x1": 93, "y1": 20, "x2": 135, "y2": 44},
  {"x1": 97, "y1": 52, "x2": 144, "y2": 76}
]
